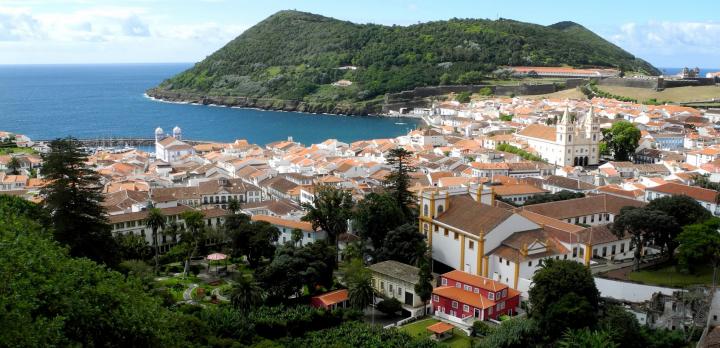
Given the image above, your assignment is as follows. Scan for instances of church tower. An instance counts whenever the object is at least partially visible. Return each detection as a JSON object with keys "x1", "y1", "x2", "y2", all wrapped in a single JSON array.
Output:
[
  {"x1": 172, "y1": 126, "x2": 182, "y2": 141},
  {"x1": 584, "y1": 106, "x2": 600, "y2": 142},
  {"x1": 556, "y1": 107, "x2": 573, "y2": 146}
]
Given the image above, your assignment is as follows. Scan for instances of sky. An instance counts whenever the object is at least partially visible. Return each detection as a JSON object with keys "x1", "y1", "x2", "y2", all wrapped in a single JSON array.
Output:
[{"x1": 0, "y1": 0, "x2": 718, "y2": 68}]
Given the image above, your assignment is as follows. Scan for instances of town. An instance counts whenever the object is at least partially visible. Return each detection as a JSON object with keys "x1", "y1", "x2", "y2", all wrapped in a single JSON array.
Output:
[{"x1": 4, "y1": 84, "x2": 720, "y2": 346}]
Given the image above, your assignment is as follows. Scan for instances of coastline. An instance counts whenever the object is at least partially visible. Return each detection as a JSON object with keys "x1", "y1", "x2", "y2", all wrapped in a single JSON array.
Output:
[{"x1": 145, "y1": 88, "x2": 401, "y2": 117}]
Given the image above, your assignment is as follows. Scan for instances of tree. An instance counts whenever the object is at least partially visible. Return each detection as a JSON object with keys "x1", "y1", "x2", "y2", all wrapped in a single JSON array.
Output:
[
  {"x1": 228, "y1": 197, "x2": 241, "y2": 214},
  {"x1": 145, "y1": 207, "x2": 166, "y2": 274},
  {"x1": 557, "y1": 328, "x2": 618, "y2": 348},
  {"x1": 481, "y1": 317, "x2": 539, "y2": 348},
  {"x1": 414, "y1": 255, "x2": 434, "y2": 316},
  {"x1": 524, "y1": 190, "x2": 584, "y2": 205},
  {"x1": 114, "y1": 232, "x2": 152, "y2": 261},
  {"x1": 301, "y1": 185, "x2": 353, "y2": 264},
  {"x1": 647, "y1": 194, "x2": 711, "y2": 227},
  {"x1": 179, "y1": 210, "x2": 206, "y2": 277},
  {"x1": 376, "y1": 223, "x2": 427, "y2": 265},
  {"x1": 456, "y1": 91, "x2": 471, "y2": 103},
  {"x1": 599, "y1": 304, "x2": 644, "y2": 348},
  {"x1": 528, "y1": 259, "x2": 599, "y2": 340},
  {"x1": 676, "y1": 218, "x2": 720, "y2": 275},
  {"x1": 291, "y1": 228, "x2": 303, "y2": 246},
  {"x1": 7, "y1": 156, "x2": 21, "y2": 174},
  {"x1": 230, "y1": 273, "x2": 265, "y2": 313},
  {"x1": 259, "y1": 241, "x2": 335, "y2": 301},
  {"x1": 376, "y1": 298, "x2": 402, "y2": 316},
  {"x1": 384, "y1": 148, "x2": 417, "y2": 220},
  {"x1": 353, "y1": 192, "x2": 405, "y2": 249},
  {"x1": 0, "y1": 195, "x2": 188, "y2": 347},
  {"x1": 343, "y1": 259, "x2": 374, "y2": 310},
  {"x1": 41, "y1": 137, "x2": 119, "y2": 266},
  {"x1": 611, "y1": 207, "x2": 677, "y2": 270},
  {"x1": 601, "y1": 121, "x2": 640, "y2": 161}
]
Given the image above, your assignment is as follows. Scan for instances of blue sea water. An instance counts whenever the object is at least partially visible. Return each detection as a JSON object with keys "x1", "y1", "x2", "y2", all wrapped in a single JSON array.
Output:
[
  {"x1": 659, "y1": 67, "x2": 719, "y2": 77},
  {"x1": 0, "y1": 63, "x2": 419, "y2": 145}
]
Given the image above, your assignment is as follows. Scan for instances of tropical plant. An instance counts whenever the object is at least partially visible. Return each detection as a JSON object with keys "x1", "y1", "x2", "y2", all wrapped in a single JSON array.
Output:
[
  {"x1": 230, "y1": 273, "x2": 265, "y2": 313},
  {"x1": 301, "y1": 185, "x2": 354, "y2": 265},
  {"x1": 7, "y1": 156, "x2": 21, "y2": 174},
  {"x1": 145, "y1": 207, "x2": 166, "y2": 274}
]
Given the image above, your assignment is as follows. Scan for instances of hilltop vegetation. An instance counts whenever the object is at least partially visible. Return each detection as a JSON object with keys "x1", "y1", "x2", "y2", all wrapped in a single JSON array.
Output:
[{"x1": 149, "y1": 10, "x2": 659, "y2": 114}]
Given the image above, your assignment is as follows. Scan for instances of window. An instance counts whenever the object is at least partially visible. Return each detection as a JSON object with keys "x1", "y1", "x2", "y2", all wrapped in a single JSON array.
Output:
[
  {"x1": 437, "y1": 205, "x2": 444, "y2": 214},
  {"x1": 602, "y1": 247, "x2": 607, "y2": 257},
  {"x1": 398, "y1": 287, "x2": 402, "y2": 295},
  {"x1": 452, "y1": 301, "x2": 458, "y2": 309},
  {"x1": 591, "y1": 215, "x2": 595, "y2": 223},
  {"x1": 464, "y1": 285, "x2": 472, "y2": 291},
  {"x1": 572, "y1": 247, "x2": 578, "y2": 258},
  {"x1": 611, "y1": 245, "x2": 616, "y2": 255},
  {"x1": 528, "y1": 261, "x2": 532, "y2": 267},
  {"x1": 502, "y1": 289, "x2": 507, "y2": 297},
  {"x1": 381, "y1": 281, "x2": 385, "y2": 290},
  {"x1": 469, "y1": 241, "x2": 474, "y2": 250},
  {"x1": 433, "y1": 295, "x2": 439, "y2": 302},
  {"x1": 563, "y1": 254, "x2": 568, "y2": 260},
  {"x1": 506, "y1": 260, "x2": 510, "y2": 266},
  {"x1": 463, "y1": 304, "x2": 470, "y2": 312},
  {"x1": 499, "y1": 257, "x2": 503, "y2": 263},
  {"x1": 620, "y1": 243, "x2": 625, "y2": 253},
  {"x1": 454, "y1": 232, "x2": 459, "y2": 240},
  {"x1": 455, "y1": 282, "x2": 461, "y2": 288},
  {"x1": 389, "y1": 284, "x2": 393, "y2": 293},
  {"x1": 441, "y1": 278, "x2": 447, "y2": 286},
  {"x1": 423, "y1": 204, "x2": 429, "y2": 216},
  {"x1": 474, "y1": 288, "x2": 480, "y2": 294},
  {"x1": 444, "y1": 229, "x2": 449, "y2": 236},
  {"x1": 488, "y1": 292, "x2": 495, "y2": 300}
]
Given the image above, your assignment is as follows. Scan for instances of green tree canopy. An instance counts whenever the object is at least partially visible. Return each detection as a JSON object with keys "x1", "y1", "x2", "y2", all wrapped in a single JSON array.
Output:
[
  {"x1": 40, "y1": 137, "x2": 119, "y2": 266},
  {"x1": 302, "y1": 185, "x2": 354, "y2": 248},
  {"x1": 601, "y1": 121, "x2": 640, "y2": 161},
  {"x1": 528, "y1": 259, "x2": 599, "y2": 340},
  {"x1": 353, "y1": 192, "x2": 405, "y2": 249},
  {"x1": 376, "y1": 223, "x2": 427, "y2": 266},
  {"x1": 676, "y1": 217, "x2": 720, "y2": 274},
  {"x1": 384, "y1": 148, "x2": 417, "y2": 220},
  {"x1": 611, "y1": 206, "x2": 678, "y2": 269}
]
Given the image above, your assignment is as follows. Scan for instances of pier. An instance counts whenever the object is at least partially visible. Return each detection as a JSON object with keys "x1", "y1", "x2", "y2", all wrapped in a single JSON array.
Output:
[{"x1": 34, "y1": 137, "x2": 214, "y2": 148}]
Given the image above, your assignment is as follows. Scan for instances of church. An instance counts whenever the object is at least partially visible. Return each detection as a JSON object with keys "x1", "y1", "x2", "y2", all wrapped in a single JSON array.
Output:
[
  {"x1": 515, "y1": 107, "x2": 600, "y2": 167},
  {"x1": 154, "y1": 126, "x2": 195, "y2": 163}
]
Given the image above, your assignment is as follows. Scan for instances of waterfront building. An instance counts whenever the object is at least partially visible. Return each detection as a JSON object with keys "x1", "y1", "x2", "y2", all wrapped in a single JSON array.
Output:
[{"x1": 154, "y1": 126, "x2": 195, "y2": 163}]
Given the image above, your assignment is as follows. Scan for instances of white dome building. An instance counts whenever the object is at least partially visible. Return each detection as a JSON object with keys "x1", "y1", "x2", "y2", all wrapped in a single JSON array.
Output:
[
  {"x1": 172, "y1": 126, "x2": 182, "y2": 140},
  {"x1": 154, "y1": 127, "x2": 164, "y2": 142}
]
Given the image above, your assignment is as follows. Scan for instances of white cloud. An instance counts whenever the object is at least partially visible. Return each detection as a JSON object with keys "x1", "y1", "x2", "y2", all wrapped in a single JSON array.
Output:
[
  {"x1": 0, "y1": 5, "x2": 247, "y2": 63},
  {"x1": 610, "y1": 21, "x2": 720, "y2": 65}
]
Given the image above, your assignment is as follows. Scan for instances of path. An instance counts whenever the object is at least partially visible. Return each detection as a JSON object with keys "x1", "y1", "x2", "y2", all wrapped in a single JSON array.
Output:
[
  {"x1": 183, "y1": 283, "x2": 198, "y2": 302},
  {"x1": 211, "y1": 287, "x2": 230, "y2": 302}
]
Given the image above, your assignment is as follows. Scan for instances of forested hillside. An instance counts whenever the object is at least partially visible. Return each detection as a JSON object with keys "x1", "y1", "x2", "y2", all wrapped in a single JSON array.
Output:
[{"x1": 148, "y1": 10, "x2": 659, "y2": 114}]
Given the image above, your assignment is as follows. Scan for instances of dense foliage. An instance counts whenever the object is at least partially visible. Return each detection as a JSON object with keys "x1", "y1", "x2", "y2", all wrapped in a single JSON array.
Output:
[
  {"x1": 601, "y1": 121, "x2": 641, "y2": 161},
  {"x1": 528, "y1": 259, "x2": 599, "y2": 341},
  {"x1": 0, "y1": 195, "x2": 188, "y2": 347},
  {"x1": 496, "y1": 143, "x2": 544, "y2": 162},
  {"x1": 524, "y1": 190, "x2": 585, "y2": 205},
  {"x1": 153, "y1": 10, "x2": 658, "y2": 110}
]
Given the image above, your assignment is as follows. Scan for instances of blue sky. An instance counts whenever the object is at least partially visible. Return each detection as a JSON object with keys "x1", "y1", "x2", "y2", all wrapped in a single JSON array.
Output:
[{"x1": 0, "y1": 0, "x2": 718, "y2": 67}]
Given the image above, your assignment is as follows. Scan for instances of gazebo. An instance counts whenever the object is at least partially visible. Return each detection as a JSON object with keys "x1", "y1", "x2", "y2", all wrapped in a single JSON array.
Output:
[
  {"x1": 206, "y1": 253, "x2": 228, "y2": 274},
  {"x1": 426, "y1": 321, "x2": 455, "y2": 341}
]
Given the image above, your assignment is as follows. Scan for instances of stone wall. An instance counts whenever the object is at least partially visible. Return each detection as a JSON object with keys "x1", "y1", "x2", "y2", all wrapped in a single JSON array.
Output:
[{"x1": 597, "y1": 77, "x2": 661, "y2": 89}]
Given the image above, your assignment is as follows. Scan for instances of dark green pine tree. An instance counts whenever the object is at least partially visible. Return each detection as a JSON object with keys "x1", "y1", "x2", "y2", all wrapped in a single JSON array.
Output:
[
  {"x1": 384, "y1": 147, "x2": 416, "y2": 222},
  {"x1": 41, "y1": 137, "x2": 119, "y2": 266}
]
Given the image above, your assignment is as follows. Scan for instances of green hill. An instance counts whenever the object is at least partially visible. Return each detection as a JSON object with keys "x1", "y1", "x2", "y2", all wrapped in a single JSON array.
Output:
[{"x1": 148, "y1": 10, "x2": 660, "y2": 114}]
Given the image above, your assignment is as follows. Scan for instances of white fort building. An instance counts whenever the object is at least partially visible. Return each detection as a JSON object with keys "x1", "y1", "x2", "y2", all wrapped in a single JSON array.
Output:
[{"x1": 516, "y1": 107, "x2": 601, "y2": 167}]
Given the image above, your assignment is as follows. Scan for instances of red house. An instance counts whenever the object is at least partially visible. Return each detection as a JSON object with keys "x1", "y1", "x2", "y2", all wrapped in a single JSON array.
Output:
[
  {"x1": 310, "y1": 289, "x2": 349, "y2": 310},
  {"x1": 432, "y1": 270, "x2": 520, "y2": 323}
]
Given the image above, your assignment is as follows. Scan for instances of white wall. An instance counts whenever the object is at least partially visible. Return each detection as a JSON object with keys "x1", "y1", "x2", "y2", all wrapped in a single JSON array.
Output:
[{"x1": 594, "y1": 277, "x2": 679, "y2": 303}]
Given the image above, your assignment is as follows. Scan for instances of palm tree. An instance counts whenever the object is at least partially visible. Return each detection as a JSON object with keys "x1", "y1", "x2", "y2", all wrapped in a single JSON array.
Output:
[
  {"x1": 145, "y1": 207, "x2": 166, "y2": 275},
  {"x1": 557, "y1": 328, "x2": 618, "y2": 348},
  {"x1": 230, "y1": 273, "x2": 264, "y2": 313},
  {"x1": 228, "y1": 197, "x2": 241, "y2": 214},
  {"x1": 180, "y1": 210, "x2": 206, "y2": 278},
  {"x1": 291, "y1": 228, "x2": 303, "y2": 246},
  {"x1": 343, "y1": 258, "x2": 374, "y2": 310}
]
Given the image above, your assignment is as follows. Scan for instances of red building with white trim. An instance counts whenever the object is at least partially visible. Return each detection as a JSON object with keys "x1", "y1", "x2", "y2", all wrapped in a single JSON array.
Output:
[{"x1": 432, "y1": 270, "x2": 520, "y2": 324}]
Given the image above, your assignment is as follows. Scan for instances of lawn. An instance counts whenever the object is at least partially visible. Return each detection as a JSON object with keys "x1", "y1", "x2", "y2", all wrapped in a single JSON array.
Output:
[
  {"x1": 628, "y1": 264, "x2": 714, "y2": 288},
  {"x1": 399, "y1": 318, "x2": 476, "y2": 348},
  {"x1": 0, "y1": 147, "x2": 38, "y2": 155},
  {"x1": 598, "y1": 85, "x2": 720, "y2": 103}
]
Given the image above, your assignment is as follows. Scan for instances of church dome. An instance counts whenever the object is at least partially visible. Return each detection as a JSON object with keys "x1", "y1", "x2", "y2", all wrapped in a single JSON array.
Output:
[
  {"x1": 155, "y1": 127, "x2": 163, "y2": 135},
  {"x1": 172, "y1": 126, "x2": 182, "y2": 134}
]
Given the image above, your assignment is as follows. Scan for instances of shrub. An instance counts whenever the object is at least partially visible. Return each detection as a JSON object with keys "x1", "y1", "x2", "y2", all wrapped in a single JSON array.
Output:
[
  {"x1": 472, "y1": 320, "x2": 494, "y2": 337},
  {"x1": 376, "y1": 298, "x2": 402, "y2": 316}
]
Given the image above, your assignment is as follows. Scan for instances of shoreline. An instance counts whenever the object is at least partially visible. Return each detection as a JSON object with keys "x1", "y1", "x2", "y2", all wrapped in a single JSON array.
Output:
[
  {"x1": 145, "y1": 88, "x2": 410, "y2": 118},
  {"x1": 142, "y1": 93, "x2": 418, "y2": 119}
]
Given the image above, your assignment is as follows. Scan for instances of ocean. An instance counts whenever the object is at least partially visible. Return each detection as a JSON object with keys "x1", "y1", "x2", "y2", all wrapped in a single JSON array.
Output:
[{"x1": 0, "y1": 63, "x2": 420, "y2": 145}]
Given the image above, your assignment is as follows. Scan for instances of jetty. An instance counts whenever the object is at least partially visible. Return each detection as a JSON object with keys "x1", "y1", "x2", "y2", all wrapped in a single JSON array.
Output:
[{"x1": 34, "y1": 137, "x2": 214, "y2": 148}]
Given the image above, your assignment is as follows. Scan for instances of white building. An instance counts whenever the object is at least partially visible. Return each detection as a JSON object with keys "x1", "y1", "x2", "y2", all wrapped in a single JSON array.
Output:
[
  {"x1": 515, "y1": 107, "x2": 601, "y2": 167},
  {"x1": 154, "y1": 126, "x2": 195, "y2": 163}
]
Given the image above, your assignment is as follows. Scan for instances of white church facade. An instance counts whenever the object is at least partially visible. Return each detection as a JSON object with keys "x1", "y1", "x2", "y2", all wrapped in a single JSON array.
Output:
[
  {"x1": 154, "y1": 126, "x2": 195, "y2": 163},
  {"x1": 515, "y1": 107, "x2": 601, "y2": 167}
]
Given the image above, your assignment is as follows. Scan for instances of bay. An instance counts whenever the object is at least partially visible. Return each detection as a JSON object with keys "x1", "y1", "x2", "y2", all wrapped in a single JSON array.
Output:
[{"x1": 0, "y1": 63, "x2": 419, "y2": 145}]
